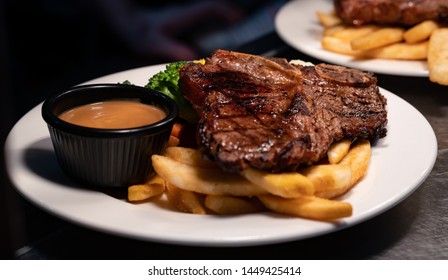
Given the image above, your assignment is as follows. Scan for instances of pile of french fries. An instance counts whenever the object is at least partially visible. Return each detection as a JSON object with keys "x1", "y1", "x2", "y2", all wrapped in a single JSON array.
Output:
[
  {"x1": 316, "y1": 10, "x2": 448, "y2": 85},
  {"x1": 127, "y1": 132, "x2": 371, "y2": 221}
]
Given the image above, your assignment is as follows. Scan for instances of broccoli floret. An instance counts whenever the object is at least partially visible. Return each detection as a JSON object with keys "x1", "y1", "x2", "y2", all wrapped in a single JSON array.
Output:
[
  {"x1": 145, "y1": 61, "x2": 198, "y2": 123},
  {"x1": 121, "y1": 80, "x2": 133, "y2": 85}
]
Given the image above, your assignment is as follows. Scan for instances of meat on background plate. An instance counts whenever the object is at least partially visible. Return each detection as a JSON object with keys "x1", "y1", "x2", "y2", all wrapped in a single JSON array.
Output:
[{"x1": 334, "y1": 0, "x2": 448, "y2": 26}]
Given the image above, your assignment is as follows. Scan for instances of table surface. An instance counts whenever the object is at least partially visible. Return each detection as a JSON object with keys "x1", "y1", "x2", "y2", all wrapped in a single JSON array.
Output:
[{"x1": 5, "y1": 32, "x2": 448, "y2": 260}]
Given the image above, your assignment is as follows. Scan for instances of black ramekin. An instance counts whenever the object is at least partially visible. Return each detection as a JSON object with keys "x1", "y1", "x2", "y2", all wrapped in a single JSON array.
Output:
[{"x1": 41, "y1": 83, "x2": 179, "y2": 187}]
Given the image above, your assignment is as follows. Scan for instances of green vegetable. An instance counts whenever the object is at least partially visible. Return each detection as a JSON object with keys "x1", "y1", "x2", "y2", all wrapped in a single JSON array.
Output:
[{"x1": 145, "y1": 61, "x2": 198, "y2": 123}]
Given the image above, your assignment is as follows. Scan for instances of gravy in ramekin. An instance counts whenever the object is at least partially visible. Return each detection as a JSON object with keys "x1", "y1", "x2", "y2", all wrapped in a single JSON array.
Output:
[{"x1": 59, "y1": 100, "x2": 166, "y2": 129}]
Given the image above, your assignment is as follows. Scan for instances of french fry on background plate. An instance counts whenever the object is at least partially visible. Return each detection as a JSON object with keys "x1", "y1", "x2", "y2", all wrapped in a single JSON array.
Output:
[
  {"x1": 428, "y1": 28, "x2": 448, "y2": 86},
  {"x1": 404, "y1": 20, "x2": 439, "y2": 43},
  {"x1": 323, "y1": 25, "x2": 346, "y2": 36},
  {"x1": 350, "y1": 27, "x2": 405, "y2": 51},
  {"x1": 320, "y1": 23, "x2": 428, "y2": 60},
  {"x1": 331, "y1": 25, "x2": 379, "y2": 41},
  {"x1": 364, "y1": 41, "x2": 428, "y2": 60},
  {"x1": 321, "y1": 36, "x2": 363, "y2": 56},
  {"x1": 316, "y1": 10, "x2": 342, "y2": 27}
]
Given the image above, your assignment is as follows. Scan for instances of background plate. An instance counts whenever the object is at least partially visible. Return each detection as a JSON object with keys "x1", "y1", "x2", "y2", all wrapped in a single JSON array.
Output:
[{"x1": 275, "y1": 0, "x2": 429, "y2": 76}]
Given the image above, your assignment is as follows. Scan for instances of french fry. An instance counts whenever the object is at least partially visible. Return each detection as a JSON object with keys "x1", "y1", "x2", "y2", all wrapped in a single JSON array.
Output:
[
  {"x1": 331, "y1": 25, "x2": 379, "y2": 41},
  {"x1": 128, "y1": 175, "x2": 165, "y2": 201},
  {"x1": 258, "y1": 194, "x2": 353, "y2": 221},
  {"x1": 428, "y1": 28, "x2": 448, "y2": 86},
  {"x1": 404, "y1": 20, "x2": 439, "y2": 43},
  {"x1": 167, "y1": 135, "x2": 180, "y2": 147},
  {"x1": 350, "y1": 27, "x2": 405, "y2": 51},
  {"x1": 327, "y1": 139, "x2": 352, "y2": 164},
  {"x1": 316, "y1": 10, "x2": 342, "y2": 27},
  {"x1": 240, "y1": 168, "x2": 314, "y2": 198},
  {"x1": 204, "y1": 195, "x2": 265, "y2": 215},
  {"x1": 165, "y1": 182, "x2": 207, "y2": 214},
  {"x1": 150, "y1": 139, "x2": 372, "y2": 219},
  {"x1": 302, "y1": 164, "x2": 352, "y2": 199},
  {"x1": 323, "y1": 25, "x2": 345, "y2": 36},
  {"x1": 165, "y1": 146, "x2": 218, "y2": 168},
  {"x1": 321, "y1": 36, "x2": 363, "y2": 56},
  {"x1": 170, "y1": 122, "x2": 183, "y2": 138},
  {"x1": 152, "y1": 154, "x2": 267, "y2": 196},
  {"x1": 339, "y1": 139, "x2": 371, "y2": 187},
  {"x1": 365, "y1": 41, "x2": 428, "y2": 60}
]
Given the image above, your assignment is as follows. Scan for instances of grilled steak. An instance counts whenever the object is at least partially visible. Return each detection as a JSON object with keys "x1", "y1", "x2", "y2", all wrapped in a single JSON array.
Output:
[
  {"x1": 334, "y1": 0, "x2": 448, "y2": 26},
  {"x1": 179, "y1": 50, "x2": 387, "y2": 173}
]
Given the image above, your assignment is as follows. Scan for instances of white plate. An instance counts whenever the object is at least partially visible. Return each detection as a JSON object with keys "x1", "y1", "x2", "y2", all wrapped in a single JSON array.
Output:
[
  {"x1": 275, "y1": 0, "x2": 429, "y2": 77},
  {"x1": 5, "y1": 65, "x2": 437, "y2": 247}
]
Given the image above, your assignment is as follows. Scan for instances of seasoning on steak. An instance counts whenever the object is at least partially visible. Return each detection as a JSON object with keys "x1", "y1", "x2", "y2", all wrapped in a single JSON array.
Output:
[
  {"x1": 179, "y1": 50, "x2": 387, "y2": 173},
  {"x1": 334, "y1": 0, "x2": 448, "y2": 26}
]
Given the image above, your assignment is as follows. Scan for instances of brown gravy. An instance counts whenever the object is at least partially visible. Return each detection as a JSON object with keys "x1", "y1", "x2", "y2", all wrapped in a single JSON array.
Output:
[{"x1": 59, "y1": 100, "x2": 166, "y2": 129}]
